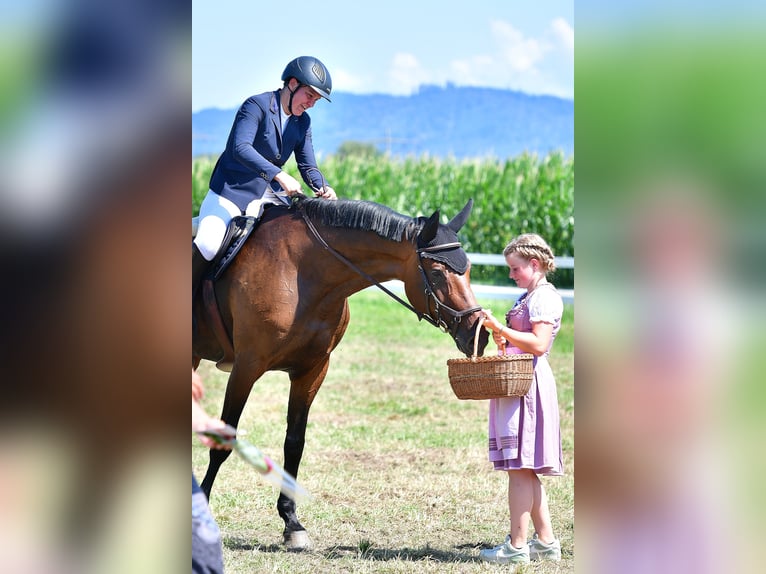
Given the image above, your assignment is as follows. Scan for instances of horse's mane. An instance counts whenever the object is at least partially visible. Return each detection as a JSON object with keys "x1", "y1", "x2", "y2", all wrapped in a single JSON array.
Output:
[{"x1": 298, "y1": 197, "x2": 421, "y2": 243}]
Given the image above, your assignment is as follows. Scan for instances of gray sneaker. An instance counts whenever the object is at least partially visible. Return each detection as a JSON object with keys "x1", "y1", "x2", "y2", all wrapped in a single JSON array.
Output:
[
  {"x1": 479, "y1": 535, "x2": 530, "y2": 564},
  {"x1": 528, "y1": 533, "x2": 561, "y2": 561}
]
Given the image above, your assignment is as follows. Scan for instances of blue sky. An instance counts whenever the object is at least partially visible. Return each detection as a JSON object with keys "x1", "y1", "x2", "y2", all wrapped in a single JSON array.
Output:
[{"x1": 192, "y1": 0, "x2": 573, "y2": 111}]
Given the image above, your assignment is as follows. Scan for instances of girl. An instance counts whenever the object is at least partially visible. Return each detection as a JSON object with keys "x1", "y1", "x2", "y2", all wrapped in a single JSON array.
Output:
[{"x1": 479, "y1": 233, "x2": 564, "y2": 564}]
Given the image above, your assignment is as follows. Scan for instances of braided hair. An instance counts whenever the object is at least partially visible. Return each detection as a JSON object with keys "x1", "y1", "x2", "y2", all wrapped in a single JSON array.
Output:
[{"x1": 503, "y1": 234, "x2": 557, "y2": 275}]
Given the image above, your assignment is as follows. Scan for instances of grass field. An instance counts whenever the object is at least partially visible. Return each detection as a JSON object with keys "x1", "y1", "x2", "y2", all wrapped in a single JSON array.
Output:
[{"x1": 193, "y1": 290, "x2": 574, "y2": 573}]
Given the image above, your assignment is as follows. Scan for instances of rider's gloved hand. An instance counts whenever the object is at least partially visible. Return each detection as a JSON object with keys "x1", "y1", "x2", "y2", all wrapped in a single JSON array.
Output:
[
  {"x1": 273, "y1": 171, "x2": 303, "y2": 197},
  {"x1": 315, "y1": 185, "x2": 337, "y2": 200}
]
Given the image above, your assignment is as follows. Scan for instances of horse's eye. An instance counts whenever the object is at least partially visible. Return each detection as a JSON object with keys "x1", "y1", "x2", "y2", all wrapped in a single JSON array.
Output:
[{"x1": 429, "y1": 268, "x2": 446, "y2": 284}]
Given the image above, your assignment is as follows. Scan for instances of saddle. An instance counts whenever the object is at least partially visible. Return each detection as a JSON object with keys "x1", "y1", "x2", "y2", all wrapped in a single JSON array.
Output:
[
  {"x1": 195, "y1": 203, "x2": 295, "y2": 371},
  {"x1": 199, "y1": 215, "x2": 259, "y2": 372}
]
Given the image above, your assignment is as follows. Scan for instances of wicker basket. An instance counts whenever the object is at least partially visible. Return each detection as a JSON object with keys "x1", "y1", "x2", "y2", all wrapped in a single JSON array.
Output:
[{"x1": 447, "y1": 319, "x2": 534, "y2": 400}]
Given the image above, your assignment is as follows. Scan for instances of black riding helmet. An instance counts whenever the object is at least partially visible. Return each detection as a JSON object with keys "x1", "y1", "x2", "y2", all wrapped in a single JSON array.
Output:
[{"x1": 281, "y1": 56, "x2": 332, "y2": 102}]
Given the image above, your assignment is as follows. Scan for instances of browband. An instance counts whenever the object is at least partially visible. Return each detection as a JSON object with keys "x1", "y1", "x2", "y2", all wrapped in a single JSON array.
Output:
[{"x1": 417, "y1": 242, "x2": 461, "y2": 253}]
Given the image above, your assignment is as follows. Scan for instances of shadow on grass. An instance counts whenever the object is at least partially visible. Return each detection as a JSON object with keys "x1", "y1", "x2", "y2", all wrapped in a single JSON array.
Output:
[
  {"x1": 320, "y1": 544, "x2": 481, "y2": 563},
  {"x1": 223, "y1": 537, "x2": 284, "y2": 552},
  {"x1": 224, "y1": 537, "x2": 485, "y2": 562}
]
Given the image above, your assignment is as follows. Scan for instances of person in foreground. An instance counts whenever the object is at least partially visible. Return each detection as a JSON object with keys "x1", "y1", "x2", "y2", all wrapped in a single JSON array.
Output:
[
  {"x1": 478, "y1": 234, "x2": 564, "y2": 564},
  {"x1": 193, "y1": 55, "x2": 337, "y2": 297},
  {"x1": 193, "y1": 368, "x2": 236, "y2": 574}
]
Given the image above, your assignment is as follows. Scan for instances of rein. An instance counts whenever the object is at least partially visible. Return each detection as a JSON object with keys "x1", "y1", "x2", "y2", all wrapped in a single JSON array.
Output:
[{"x1": 297, "y1": 202, "x2": 480, "y2": 335}]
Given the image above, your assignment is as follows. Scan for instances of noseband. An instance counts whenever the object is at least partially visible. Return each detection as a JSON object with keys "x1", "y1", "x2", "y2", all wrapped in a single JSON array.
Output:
[{"x1": 298, "y1": 205, "x2": 480, "y2": 339}]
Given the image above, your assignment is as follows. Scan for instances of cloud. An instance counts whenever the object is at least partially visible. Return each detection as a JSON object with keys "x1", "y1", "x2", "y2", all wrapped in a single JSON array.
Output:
[
  {"x1": 491, "y1": 19, "x2": 548, "y2": 72},
  {"x1": 450, "y1": 55, "x2": 495, "y2": 86},
  {"x1": 446, "y1": 18, "x2": 573, "y2": 99},
  {"x1": 543, "y1": 17, "x2": 574, "y2": 98},
  {"x1": 332, "y1": 67, "x2": 366, "y2": 93},
  {"x1": 551, "y1": 17, "x2": 574, "y2": 54},
  {"x1": 349, "y1": 18, "x2": 574, "y2": 99},
  {"x1": 388, "y1": 52, "x2": 432, "y2": 95},
  {"x1": 447, "y1": 20, "x2": 550, "y2": 93}
]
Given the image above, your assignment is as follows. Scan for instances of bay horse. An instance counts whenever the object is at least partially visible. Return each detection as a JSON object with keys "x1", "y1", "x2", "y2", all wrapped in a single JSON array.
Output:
[{"x1": 192, "y1": 195, "x2": 488, "y2": 549}]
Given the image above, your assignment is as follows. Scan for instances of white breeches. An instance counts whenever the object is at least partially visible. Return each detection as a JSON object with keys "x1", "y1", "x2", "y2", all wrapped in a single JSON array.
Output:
[{"x1": 193, "y1": 190, "x2": 286, "y2": 261}]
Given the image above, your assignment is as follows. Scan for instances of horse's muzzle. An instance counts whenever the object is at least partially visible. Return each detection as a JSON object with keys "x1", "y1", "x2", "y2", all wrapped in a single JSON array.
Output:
[{"x1": 455, "y1": 318, "x2": 489, "y2": 357}]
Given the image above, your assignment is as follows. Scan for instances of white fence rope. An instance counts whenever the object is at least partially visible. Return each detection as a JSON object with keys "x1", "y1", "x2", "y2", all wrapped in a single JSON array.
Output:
[
  {"x1": 374, "y1": 253, "x2": 574, "y2": 304},
  {"x1": 466, "y1": 253, "x2": 574, "y2": 303},
  {"x1": 466, "y1": 253, "x2": 574, "y2": 270}
]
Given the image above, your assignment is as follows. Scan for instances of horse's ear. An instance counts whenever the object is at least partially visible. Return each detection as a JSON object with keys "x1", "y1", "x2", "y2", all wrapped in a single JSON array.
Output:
[
  {"x1": 419, "y1": 210, "x2": 440, "y2": 243},
  {"x1": 447, "y1": 199, "x2": 474, "y2": 232}
]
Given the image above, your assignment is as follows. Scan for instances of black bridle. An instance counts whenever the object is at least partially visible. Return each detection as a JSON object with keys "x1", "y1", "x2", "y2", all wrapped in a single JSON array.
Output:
[
  {"x1": 297, "y1": 204, "x2": 480, "y2": 338},
  {"x1": 415, "y1": 242, "x2": 482, "y2": 333}
]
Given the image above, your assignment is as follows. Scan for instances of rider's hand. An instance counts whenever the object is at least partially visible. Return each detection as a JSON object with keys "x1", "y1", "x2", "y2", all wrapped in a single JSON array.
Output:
[
  {"x1": 273, "y1": 171, "x2": 303, "y2": 197},
  {"x1": 315, "y1": 185, "x2": 337, "y2": 200}
]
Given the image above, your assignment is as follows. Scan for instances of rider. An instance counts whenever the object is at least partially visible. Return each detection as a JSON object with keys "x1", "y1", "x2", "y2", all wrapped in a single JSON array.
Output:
[{"x1": 193, "y1": 56, "x2": 338, "y2": 298}]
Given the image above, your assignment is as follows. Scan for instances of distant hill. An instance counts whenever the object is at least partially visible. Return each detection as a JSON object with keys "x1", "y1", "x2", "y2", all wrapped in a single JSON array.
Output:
[{"x1": 192, "y1": 84, "x2": 573, "y2": 160}]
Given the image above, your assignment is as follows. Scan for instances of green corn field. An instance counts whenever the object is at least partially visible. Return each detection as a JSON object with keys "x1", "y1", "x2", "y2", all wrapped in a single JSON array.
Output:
[{"x1": 192, "y1": 152, "x2": 574, "y2": 287}]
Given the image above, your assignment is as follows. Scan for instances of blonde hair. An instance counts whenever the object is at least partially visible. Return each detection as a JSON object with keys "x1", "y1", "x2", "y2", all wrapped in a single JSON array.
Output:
[{"x1": 503, "y1": 233, "x2": 557, "y2": 275}]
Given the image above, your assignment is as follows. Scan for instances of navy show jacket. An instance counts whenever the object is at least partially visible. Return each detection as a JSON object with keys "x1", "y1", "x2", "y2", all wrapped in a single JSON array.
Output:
[{"x1": 208, "y1": 89, "x2": 325, "y2": 212}]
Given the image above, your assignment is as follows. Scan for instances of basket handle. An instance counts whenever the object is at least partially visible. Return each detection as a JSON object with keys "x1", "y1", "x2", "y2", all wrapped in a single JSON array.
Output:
[{"x1": 472, "y1": 316, "x2": 485, "y2": 359}]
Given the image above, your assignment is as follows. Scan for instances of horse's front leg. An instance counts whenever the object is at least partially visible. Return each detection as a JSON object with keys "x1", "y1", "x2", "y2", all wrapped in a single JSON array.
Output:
[
  {"x1": 278, "y1": 359, "x2": 329, "y2": 550},
  {"x1": 200, "y1": 362, "x2": 263, "y2": 499}
]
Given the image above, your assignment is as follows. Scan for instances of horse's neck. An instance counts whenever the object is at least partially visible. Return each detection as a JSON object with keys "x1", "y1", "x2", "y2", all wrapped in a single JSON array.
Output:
[{"x1": 306, "y1": 228, "x2": 411, "y2": 295}]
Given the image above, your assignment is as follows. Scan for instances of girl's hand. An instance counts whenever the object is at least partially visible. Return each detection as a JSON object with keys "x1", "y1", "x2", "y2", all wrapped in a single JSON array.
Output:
[
  {"x1": 482, "y1": 309, "x2": 507, "y2": 347},
  {"x1": 481, "y1": 309, "x2": 502, "y2": 331}
]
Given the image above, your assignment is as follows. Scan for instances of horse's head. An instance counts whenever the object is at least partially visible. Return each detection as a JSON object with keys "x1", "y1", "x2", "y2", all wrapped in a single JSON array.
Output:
[{"x1": 407, "y1": 199, "x2": 489, "y2": 357}]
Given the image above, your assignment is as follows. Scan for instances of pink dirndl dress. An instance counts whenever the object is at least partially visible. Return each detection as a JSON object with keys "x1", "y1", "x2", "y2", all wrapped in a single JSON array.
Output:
[{"x1": 488, "y1": 284, "x2": 564, "y2": 475}]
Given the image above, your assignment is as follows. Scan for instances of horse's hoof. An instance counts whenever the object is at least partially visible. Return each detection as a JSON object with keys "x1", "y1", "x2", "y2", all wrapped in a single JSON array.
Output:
[{"x1": 284, "y1": 530, "x2": 312, "y2": 551}]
